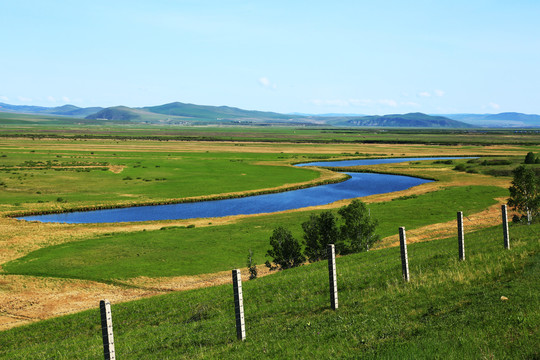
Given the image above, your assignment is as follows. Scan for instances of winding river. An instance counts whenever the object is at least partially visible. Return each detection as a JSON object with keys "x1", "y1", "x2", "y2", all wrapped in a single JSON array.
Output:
[{"x1": 19, "y1": 157, "x2": 469, "y2": 224}]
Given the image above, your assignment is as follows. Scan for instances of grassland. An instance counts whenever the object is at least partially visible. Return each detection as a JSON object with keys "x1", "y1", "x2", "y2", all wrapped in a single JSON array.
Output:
[
  {"x1": 0, "y1": 128, "x2": 538, "y2": 355},
  {"x1": 2, "y1": 114, "x2": 540, "y2": 145},
  {"x1": 2, "y1": 185, "x2": 506, "y2": 282},
  {"x1": 0, "y1": 223, "x2": 538, "y2": 359}
]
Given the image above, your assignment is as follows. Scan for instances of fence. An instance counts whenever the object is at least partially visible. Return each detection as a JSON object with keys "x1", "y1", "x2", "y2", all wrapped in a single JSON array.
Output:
[{"x1": 96, "y1": 206, "x2": 514, "y2": 358}]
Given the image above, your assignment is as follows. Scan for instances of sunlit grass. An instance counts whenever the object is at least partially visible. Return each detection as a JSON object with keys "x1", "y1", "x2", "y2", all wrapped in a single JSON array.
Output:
[{"x1": 0, "y1": 223, "x2": 537, "y2": 359}]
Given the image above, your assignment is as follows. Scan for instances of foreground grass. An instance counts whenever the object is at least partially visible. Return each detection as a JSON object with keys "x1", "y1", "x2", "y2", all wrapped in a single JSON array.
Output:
[
  {"x1": 0, "y1": 223, "x2": 538, "y2": 359},
  {"x1": 2, "y1": 186, "x2": 507, "y2": 281}
]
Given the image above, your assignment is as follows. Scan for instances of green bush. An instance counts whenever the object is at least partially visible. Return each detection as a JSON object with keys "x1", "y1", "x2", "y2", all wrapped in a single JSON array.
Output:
[{"x1": 266, "y1": 226, "x2": 305, "y2": 270}]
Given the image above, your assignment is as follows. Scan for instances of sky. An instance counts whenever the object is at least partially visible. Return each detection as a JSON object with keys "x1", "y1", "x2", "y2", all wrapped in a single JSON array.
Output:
[{"x1": 1, "y1": 0, "x2": 539, "y2": 115}]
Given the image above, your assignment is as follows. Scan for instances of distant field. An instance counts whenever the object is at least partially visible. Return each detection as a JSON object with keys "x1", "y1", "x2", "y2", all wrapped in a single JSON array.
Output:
[
  {"x1": 0, "y1": 142, "x2": 323, "y2": 214},
  {"x1": 1, "y1": 114, "x2": 540, "y2": 145}
]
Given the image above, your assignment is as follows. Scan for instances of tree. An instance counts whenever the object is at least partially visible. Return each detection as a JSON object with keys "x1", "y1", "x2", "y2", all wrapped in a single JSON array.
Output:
[
  {"x1": 338, "y1": 199, "x2": 380, "y2": 253},
  {"x1": 302, "y1": 211, "x2": 342, "y2": 262},
  {"x1": 524, "y1": 152, "x2": 536, "y2": 164},
  {"x1": 508, "y1": 165, "x2": 539, "y2": 224},
  {"x1": 266, "y1": 226, "x2": 305, "y2": 270}
]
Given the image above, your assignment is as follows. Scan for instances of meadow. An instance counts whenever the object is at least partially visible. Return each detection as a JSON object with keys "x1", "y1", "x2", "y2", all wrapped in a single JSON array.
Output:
[
  {"x1": 0, "y1": 223, "x2": 537, "y2": 359},
  {"x1": 3, "y1": 186, "x2": 506, "y2": 282},
  {"x1": 0, "y1": 127, "x2": 538, "y2": 357}
]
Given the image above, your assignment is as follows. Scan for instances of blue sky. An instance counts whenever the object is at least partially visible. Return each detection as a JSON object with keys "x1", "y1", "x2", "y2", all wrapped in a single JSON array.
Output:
[{"x1": 1, "y1": 0, "x2": 539, "y2": 114}]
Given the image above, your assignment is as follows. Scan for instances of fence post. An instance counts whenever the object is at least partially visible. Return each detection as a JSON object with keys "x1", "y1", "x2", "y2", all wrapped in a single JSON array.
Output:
[
  {"x1": 457, "y1": 211, "x2": 465, "y2": 261},
  {"x1": 399, "y1": 227, "x2": 410, "y2": 282},
  {"x1": 502, "y1": 204, "x2": 510, "y2": 249},
  {"x1": 100, "y1": 300, "x2": 116, "y2": 360},
  {"x1": 232, "y1": 269, "x2": 246, "y2": 341},
  {"x1": 327, "y1": 244, "x2": 338, "y2": 310}
]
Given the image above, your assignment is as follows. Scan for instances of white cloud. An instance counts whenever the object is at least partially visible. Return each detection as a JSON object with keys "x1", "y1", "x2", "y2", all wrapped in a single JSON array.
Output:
[
  {"x1": 434, "y1": 89, "x2": 445, "y2": 97},
  {"x1": 418, "y1": 91, "x2": 431, "y2": 97},
  {"x1": 0, "y1": 95, "x2": 8, "y2": 102},
  {"x1": 489, "y1": 102, "x2": 500, "y2": 110},
  {"x1": 17, "y1": 96, "x2": 33, "y2": 102},
  {"x1": 62, "y1": 96, "x2": 70, "y2": 103},
  {"x1": 47, "y1": 96, "x2": 56, "y2": 102},
  {"x1": 258, "y1": 77, "x2": 277, "y2": 90}
]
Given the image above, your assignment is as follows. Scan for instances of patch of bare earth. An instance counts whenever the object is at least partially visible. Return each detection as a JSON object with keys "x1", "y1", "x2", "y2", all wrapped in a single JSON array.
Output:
[
  {"x1": 0, "y1": 266, "x2": 274, "y2": 331},
  {"x1": 108, "y1": 164, "x2": 126, "y2": 173}
]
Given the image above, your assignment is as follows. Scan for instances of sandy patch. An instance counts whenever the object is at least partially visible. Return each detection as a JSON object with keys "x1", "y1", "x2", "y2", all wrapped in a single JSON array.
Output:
[
  {"x1": 108, "y1": 165, "x2": 126, "y2": 173},
  {"x1": 0, "y1": 265, "x2": 275, "y2": 331}
]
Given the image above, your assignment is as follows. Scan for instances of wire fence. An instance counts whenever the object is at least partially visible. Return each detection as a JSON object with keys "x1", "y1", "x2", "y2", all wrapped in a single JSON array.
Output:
[{"x1": 89, "y1": 205, "x2": 520, "y2": 359}]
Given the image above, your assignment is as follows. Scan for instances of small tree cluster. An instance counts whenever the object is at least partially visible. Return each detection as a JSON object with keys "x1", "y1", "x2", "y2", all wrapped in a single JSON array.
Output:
[
  {"x1": 524, "y1": 152, "x2": 540, "y2": 164},
  {"x1": 266, "y1": 200, "x2": 380, "y2": 269}
]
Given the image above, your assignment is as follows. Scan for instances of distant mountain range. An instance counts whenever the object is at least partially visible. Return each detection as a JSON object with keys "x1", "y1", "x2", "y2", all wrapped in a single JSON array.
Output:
[
  {"x1": 443, "y1": 113, "x2": 540, "y2": 127},
  {"x1": 1, "y1": 101, "x2": 539, "y2": 128},
  {"x1": 0, "y1": 102, "x2": 103, "y2": 118}
]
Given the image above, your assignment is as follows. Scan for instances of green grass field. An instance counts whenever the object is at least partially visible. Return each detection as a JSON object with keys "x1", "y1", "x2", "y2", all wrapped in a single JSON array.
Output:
[
  {"x1": 3, "y1": 186, "x2": 507, "y2": 281},
  {"x1": 0, "y1": 223, "x2": 537, "y2": 359},
  {"x1": 0, "y1": 147, "x2": 323, "y2": 213}
]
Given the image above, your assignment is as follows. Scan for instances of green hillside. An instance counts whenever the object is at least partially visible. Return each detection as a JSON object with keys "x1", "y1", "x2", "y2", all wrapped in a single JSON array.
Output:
[
  {"x1": 143, "y1": 101, "x2": 311, "y2": 123},
  {"x1": 0, "y1": 223, "x2": 537, "y2": 358}
]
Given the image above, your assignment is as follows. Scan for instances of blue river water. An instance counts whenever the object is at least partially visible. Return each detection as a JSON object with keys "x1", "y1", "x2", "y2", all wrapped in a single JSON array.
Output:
[{"x1": 19, "y1": 157, "x2": 470, "y2": 224}]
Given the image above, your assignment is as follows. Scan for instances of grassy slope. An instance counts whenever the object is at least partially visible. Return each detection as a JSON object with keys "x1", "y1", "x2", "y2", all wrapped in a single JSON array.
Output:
[
  {"x1": 3, "y1": 186, "x2": 507, "y2": 281},
  {"x1": 0, "y1": 223, "x2": 538, "y2": 359}
]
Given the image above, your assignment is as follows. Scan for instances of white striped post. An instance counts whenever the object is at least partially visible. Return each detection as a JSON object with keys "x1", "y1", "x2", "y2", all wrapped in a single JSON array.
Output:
[
  {"x1": 232, "y1": 269, "x2": 246, "y2": 341},
  {"x1": 457, "y1": 211, "x2": 465, "y2": 261},
  {"x1": 99, "y1": 300, "x2": 116, "y2": 360},
  {"x1": 502, "y1": 204, "x2": 510, "y2": 249},
  {"x1": 399, "y1": 227, "x2": 410, "y2": 282},
  {"x1": 327, "y1": 244, "x2": 338, "y2": 310}
]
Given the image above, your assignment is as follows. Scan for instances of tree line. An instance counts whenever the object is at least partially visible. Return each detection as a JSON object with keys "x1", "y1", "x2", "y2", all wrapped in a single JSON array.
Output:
[{"x1": 265, "y1": 200, "x2": 380, "y2": 270}]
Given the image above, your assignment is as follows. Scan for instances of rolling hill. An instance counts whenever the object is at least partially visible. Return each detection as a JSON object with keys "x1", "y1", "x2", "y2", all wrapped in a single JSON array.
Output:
[
  {"x1": 0, "y1": 101, "x2": 482, "y2": 128},
  {"x1": 327, "y1": 112, "x2": 474, "y2": 128},
  {"x1": 444, "y1": 112, "x2": 540, "y2": 127},
  {"x1": 0, "y1": 102, "x2": 103, "y2": 118}
]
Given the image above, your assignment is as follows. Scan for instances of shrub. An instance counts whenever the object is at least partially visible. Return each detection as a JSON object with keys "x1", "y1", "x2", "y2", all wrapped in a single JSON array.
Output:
[
  {"x1": 453, "y1": 163, "x2": 467, "y2": 171},
  {"x1": 266, "y1": 227, "x2": 305, "y2": 270},
  {"x1": 524, "y1": 152, "x2": 536, "y2": 164},
  {"x1": 481, "y1": 159, "x2": 512, "y2": 166},
  {"x1": 302, "y1": 211, "x2": 342, "y2": 261},
  {"x1": 246, "y1": 249, "x2": 257, "y2": 280}
]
